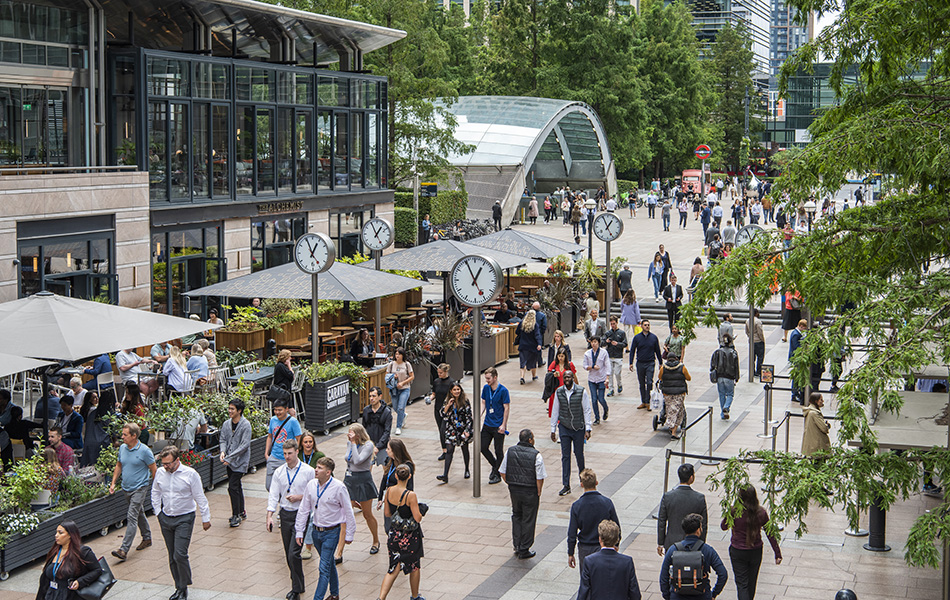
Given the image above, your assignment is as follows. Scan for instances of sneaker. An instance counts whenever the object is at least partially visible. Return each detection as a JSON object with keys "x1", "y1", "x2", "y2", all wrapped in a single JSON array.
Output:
[
  {"x1": 488, "y1": 472, "x2": 502, "y2": 485},
  {"x1": 618, "y1": 386, "x2": 623, "y2": 393},
  {"x1": 229, "y1": 516, "x2": 241, "y2": 528},
  {"x1": 395, "y1": 427, "x2": 402, "y2": 436},
  {"x1": 300, "y1": 548, "x2": 312, "y2": 560},
  {"x1": 604, "y1": 408, "x2": 609, "y2": 420},
  {"x1": 240, "y1": 511, "x2": 247, "y2": 520},
  {"x1": 593, "y1": 419, "x2": 600, "y2": 426},
  {"x1": 558, "y1": 486, "x2": 571, "y2": 496},
  {"x1": 135, "y1": 538, "x2": 152, "y2": 551},
  {"x1": 606, "y1": 391, "x2": 614, "y2": 397}
]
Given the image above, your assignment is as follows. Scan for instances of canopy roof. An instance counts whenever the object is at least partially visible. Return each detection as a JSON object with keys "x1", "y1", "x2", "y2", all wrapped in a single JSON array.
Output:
[
  {"x1": 102, "y1": 0, "x2": 406, "y2": 64},
  {"x1": 466, "y1": 229, "x2": 585, "y2": 261},
  {"x1": 361, "y1": 240, "x2": 527, "y2": 272},
  {"x1": 0, "y1": 292, "x2": 221, "y2": 362},
  {"x1": 184, "y1": 261, "x2": 423, "y2": 302}
]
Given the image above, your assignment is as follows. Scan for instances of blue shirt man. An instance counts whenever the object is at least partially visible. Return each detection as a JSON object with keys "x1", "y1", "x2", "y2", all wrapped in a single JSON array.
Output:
[
  {"x1": 480, "y1": 367, "x2": 510, "y2": 484},
  {"x1": 659, "y1": 514, "x2": 727, "y2": 600},
  {"x1": 265, "y1": 400, "x2": 302, "y2": 490},
  {"x1": 628, "y1": 320, "x2": 663, "y2": 408},
  {"x1": 83, "y1": 353, "x2": 113, "y2": 391},
  {"x1": 117, "y1": 435, "x2": 157, "y2": 491}
]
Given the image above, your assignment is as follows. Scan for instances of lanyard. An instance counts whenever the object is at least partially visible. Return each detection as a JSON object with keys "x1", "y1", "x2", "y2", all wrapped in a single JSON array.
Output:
[
  {"x1": 286, "y1": 463, "x2": 301, "y2": 491},
  {"x1": 346, "y1": 444, "x2": 358, "y2": 463},
  {"x1": 314, "y1": 479, "x2": 330, "y2": 512},
  {"x1": 52, "y1": 546, "x2": 62, "y2": 579},
  {"x1": 303, "y1": 452, "x2": 313, "y2": 465},
  {"x1": 486, "y1": 385, "x2": 500, "y2": 406},
  {"x1": 387, "y1": 464, "x2": 396, "y2": 483}
]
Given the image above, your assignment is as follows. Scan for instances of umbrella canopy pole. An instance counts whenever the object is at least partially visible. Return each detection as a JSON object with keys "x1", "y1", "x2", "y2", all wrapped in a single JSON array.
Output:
[
  {"x1": 375, "y1": 250, "x2": 382, "y2": 354},
  {"x1": 41, "y1": 368, "x2": 50, "y2": 443},
  {"x1": 312, "y1": 274, "x2": 320, "y2": 363}
]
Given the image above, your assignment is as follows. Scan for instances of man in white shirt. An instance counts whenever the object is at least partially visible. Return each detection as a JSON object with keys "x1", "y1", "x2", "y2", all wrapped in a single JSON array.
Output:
[
  {"x1": 605, "y1": 196, "x2": 617, "y2": 212},
  {"x1": 267, "y1": 439, "x2": 315, "y2": 600},
  {"x1": 116, "y1": 348, "x2": 159, "y2": 396},
  {"x1": 550, "y1": 371, "x2": 593, "y2": 496},
  {"x1": 151, "y1": 445, "x2": 211, "y2": 600},
  {"x1": 583, "y1": 337, "x2": 612, "y2": 426}
]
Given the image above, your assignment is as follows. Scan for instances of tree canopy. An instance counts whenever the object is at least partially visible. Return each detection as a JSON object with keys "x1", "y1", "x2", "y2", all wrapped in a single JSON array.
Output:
[{"x1": 680, "y1": 0, "x2": 950, "y2": 568}]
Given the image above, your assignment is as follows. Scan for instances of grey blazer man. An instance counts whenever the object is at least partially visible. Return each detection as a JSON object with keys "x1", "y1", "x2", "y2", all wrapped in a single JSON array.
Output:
[
  {"x1": 656, "y1": 484, "x2": 707, "y2": 551},
  {"x1": 220, "y1": 416, "x2": 252, "y2": 473}
]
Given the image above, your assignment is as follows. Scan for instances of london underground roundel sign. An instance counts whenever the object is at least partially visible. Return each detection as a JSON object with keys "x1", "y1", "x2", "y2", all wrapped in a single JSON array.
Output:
[{"x1": 695, "y1": 145, "x2": 712, "y2": 160}]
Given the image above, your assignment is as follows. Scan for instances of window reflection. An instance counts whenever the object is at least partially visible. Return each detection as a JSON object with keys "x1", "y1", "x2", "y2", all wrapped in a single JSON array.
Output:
[{"x1": 251, "y1": 216, "x2": 306, "y2": 272}]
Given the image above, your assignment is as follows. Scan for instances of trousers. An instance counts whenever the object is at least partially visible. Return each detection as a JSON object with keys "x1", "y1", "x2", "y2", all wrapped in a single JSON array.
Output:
[
  {"x1": 313, "y1": 525, "x2": 341, "y2": 599},
  {"x1": 717, "y1": 378, "x2": 735, "y2": 416},
  {"x1": 636, "y1": 361, "x2": 655, "y2": 405},
  {"x1": 280, "y1": 508, "x2": 305, "y2": 593},
  {"x1": 158, "y1": 511, "x2": 195, "y2": 590},
  {"x1": 588, "y1": 380, "x2": 607, "y2": 421},
  {"x1": 753, "y1": 341, "x2": 765, "y2": 376},
  {"x1": 120, "y1": 484, "x2": 151, "y2": 553},
  {"x1": 558, "y1": 424, "x2": 585, "y2": 488},
  {"x1": 480, "y1": 425, "x2": 505, "y2": 474},
  {"x1": 577, "y1": 542, "x2": 600, "y2": 571},
  {"x1": 265, "y1": 454, "x2": 283, "y2": 491},
  {"x1": 729, "y1": 545, "x2": 763, "y2": 600},
  {"x1": 227, "y1": 467, "x2": 245, "y2": 517},
  {"x1": 509, "y1": 487, "x2": 540, "y2": 553},
  {"x1": 609, "y1": 358, "x2": 624, "y2": 391}
]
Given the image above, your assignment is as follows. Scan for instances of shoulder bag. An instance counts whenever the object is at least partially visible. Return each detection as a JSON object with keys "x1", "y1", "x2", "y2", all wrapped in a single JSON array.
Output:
[{"x1": 76, "y1": 556, "x2": 117, "y2": 600}]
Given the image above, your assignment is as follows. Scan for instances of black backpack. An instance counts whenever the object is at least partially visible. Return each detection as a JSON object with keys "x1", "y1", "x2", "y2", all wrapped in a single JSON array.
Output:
[{"x1": 669, "y1": 540, "x2": 707, "y2": 596}]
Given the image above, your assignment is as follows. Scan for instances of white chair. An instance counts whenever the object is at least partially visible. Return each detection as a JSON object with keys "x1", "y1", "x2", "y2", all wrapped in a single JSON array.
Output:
[
  {"x1": 95, "y1": 371, "x2": 114, "y2": 397},
  {"x1": 176, "y1": 370, "x2": 199, "y2": 396},
  {"x1": 233, "y1": 364, "x2": 251, "y2": 376}
]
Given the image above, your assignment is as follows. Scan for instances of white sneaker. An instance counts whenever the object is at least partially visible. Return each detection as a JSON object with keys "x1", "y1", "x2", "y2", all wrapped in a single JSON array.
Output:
[{"x1": 395, "y1": 427, "x2": 402, "y2": 436}]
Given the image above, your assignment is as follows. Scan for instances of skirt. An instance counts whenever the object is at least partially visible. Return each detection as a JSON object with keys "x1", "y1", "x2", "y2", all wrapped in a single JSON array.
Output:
[
  {"x1": 519, "y1": 349, "x2": 539, "y2": 370},
  {"x1": 782, "y1": 308, "x2": 802, "y2": 331},
  {"x1": 344, "y1": 470, "x2": 378, "y2": 503},
  {"x1": 664, "y1": 393, "x2": 686, "y2": 431}
]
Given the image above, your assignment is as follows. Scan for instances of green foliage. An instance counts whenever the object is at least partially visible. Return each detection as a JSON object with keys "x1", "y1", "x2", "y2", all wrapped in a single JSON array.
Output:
[
  {"x1": 55, "y1": 476, "x2": 108, "y2": 511},
  {"x1": 220, "y1": 305, "x2": 273, "y2": 332},
  {"x1": 394, "y1": 189, "x2": 468, "y2": 225},
  {"x1": 0, "y1": 512, "x2": 41, "y2": 550},
  {"x1": 260, "y1": 298, "x2": 311, "y2": 327},
  {"x1": 95, "y1": 444, "x2": 119, "y2": 477},
  {"x1": 537, "y1": 277, "x2": 585, "y2": 314},
  {"x1": 198, "y1": 382, "x2": 269, "y2": 437},
  {"x1": 215, "y1": 348, "x2": 259, "y2": 370},
  {"x1": 147, "y1": 395, "x2": 200, "y2": 434},
  {"x1": 394, "y1": 207, "x2": 417, "y2": 246},
  {"x1": 616, "y1": 179, "x2": 638, "y2": 195},
  {"x1": 609, "y1": 256, "x2": 628, "y2": 278},
  {"x1": 428, "y1": 310, "x2": 467, "y2": 353},
  {"x1": 5, "y1": 452, "x2": 46, "y2": 512},
  {"x1": 516, "y1": 268, "x2": 546, "y2": 277},
  {"x1": 302, "y1": 361, "x2": 367, "y2": 392},
  {"x1": 573, "y1": 258, "x2": 603, "y2": 292}
]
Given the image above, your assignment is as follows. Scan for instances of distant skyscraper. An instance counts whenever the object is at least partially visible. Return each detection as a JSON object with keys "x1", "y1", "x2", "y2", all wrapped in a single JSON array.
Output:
[
  {"x1": 770, "y1": 0, "x2": 814, "y2": 86},
  {"x1": 688, "y1": 0, "x2": 771, "y2": 84}
]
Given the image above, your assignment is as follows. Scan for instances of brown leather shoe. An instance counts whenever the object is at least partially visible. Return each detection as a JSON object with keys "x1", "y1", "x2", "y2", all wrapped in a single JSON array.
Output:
[
  {"x1": 136, "y1": 538, "x2": 152, "y2": 551},
  {"x1": 637, "y1": 403, "x2": 649, "y2": 410},
  {"x1": 111, "y1": 549, "x2": 127, "y2": 561}
]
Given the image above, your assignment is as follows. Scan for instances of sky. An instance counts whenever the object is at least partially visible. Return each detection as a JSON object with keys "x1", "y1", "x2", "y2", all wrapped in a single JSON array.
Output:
[{"x1": 815, "y1": 9, "x2": 839, "y2": 37}]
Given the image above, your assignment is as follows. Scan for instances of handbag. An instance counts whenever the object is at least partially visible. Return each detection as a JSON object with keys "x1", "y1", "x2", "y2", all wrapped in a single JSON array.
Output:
[
  {"x1": 266, "y1": 384, "x2": 291, "y2": 402},
  {"x1": 76, "y1": 556, "x2": 117, "y2": 600}
]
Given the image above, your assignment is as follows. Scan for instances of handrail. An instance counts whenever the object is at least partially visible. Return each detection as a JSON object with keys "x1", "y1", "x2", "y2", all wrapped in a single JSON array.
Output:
[
  {"x1": 771, "y1": 410, "x2": 792, "y2": 453},
  {"x1": 679, "y1": 406, "x2": 715, "y2": 466},
  {"x1": 770, "y1": 373, "x2": 849, "y2": 384},
  {"x1": 0, "y1": 165, "x2": 139, "y2": 175}
]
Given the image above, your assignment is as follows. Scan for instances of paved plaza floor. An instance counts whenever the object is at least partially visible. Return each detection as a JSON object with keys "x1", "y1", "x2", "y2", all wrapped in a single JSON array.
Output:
[{"x1": 2, "y1": 205, "x2": 943, "y2": 600}]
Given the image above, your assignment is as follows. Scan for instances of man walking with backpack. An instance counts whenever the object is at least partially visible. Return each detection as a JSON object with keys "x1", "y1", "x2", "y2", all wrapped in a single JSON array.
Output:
[
  {"x1": 660, "y1": 513, "x2": 728, "y2": 600},
  {"x1": 711, "y1": 334, "x2": 740, "y2": 420}
]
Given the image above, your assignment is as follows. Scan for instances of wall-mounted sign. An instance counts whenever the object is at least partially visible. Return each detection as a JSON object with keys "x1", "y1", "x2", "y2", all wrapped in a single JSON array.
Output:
[
  {"x1": 420, "y1": 183, "x2": 438, "y2": 198},
  {"x1": 257, "y1": 200, "x2": 304, "y2": 215}
]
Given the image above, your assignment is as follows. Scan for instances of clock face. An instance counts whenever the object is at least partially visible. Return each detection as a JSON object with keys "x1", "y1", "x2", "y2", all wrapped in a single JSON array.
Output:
[
  {"x1": 361, "y1": 218, "x2": 394, "y2": 251},
  {"x1": 294, "y1": 233, "x2": 335, "y2": 274},
  {"x1": 593, "y1": 212, "x2": 624, "y2": 242},
  {"x1": 735, "y1": 224, "x2": 765, "y2": 246},
  {"x1": 450, "y1": 255, "x2": 503, "y2": 307}
]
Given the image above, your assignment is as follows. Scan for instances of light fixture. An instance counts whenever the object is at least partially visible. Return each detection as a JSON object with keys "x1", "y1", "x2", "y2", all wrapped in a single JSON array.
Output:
[
  {"x1": 584, "y1": 198, "x2": 597, "y2": 211},
  {"x1": 66, "y1": 252, "x2": 71, "y2": 266},
  {"x1": 803, "y1": 199, "x2": 817, "y2": 216}
]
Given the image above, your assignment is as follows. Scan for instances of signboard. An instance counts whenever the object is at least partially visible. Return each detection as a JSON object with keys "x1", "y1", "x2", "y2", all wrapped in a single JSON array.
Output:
[
  {"x1": 760, "y1": 364, "x2": 774, "y2": 384},
  {"x1": 325, "y1": 378, "x2": 350, "y2": 410},
  {"x1": 695, "y1": 145, "x2": 711, "y2": 160},
  {"x1": 420, "y1": 183, "x2": 438, "y2": 198}
]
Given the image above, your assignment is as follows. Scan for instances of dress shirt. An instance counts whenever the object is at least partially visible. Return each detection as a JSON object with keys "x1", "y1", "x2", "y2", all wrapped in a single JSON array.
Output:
[
  {"x1": 151, "y1": 463, "x2": 211, "y2": 522},
  {"x1": 550, "y1": 385, "x2": 593, "y2": 433},
  {"x1": 267, "y1": 461, "x2": 315, "y2": 512},
  {"x1": 294, "y1": 476, "x2": 357, "y2": 541},
  {"x1": 583, "y1": 347, "x2": 611, "y2": 384}
]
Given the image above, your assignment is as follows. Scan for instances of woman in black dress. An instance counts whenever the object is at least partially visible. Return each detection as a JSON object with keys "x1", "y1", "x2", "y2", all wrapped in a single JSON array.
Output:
[
  {"x1": 376, "y1": 464, "x2": 425, "y2": 600},
  {"x1": 377, "y1": 438, "x2": 414, "y2": 532},
  {"x1": 273, "y1": 349, "x2": 294, "y2": 390},
  {"x1": 36, "y1": 520, "x2": 102, "y2": 600},
  {"x1": 350, "y1": 328, "x2": 376, "y2": 369}
]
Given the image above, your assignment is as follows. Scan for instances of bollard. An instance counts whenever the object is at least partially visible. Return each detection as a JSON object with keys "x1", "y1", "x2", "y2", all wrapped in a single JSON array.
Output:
[
  {"x1": 784, "y1": 411, "x2": 791, "y2": 453},
  {"x1": 680, "y1": 430, "x2": 687, "y2": 464},
  {"x1": 863, "y1": 493, "x2": 891, "y2": 552},
  {"x1": 653, "y1": 448, "x2": 673, "y2": 519},
  {"x1": 758, "y1": 385, "x2": 774, "y2": 439},
  {"x1": 702, "y1": 406, "x2": 718, "y2": 465}
]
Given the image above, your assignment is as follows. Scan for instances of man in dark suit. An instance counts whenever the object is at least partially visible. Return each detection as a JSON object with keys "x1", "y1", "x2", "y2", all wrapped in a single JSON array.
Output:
[
  {"x1": 617, "y1": 264, "x2": 633, "y2": 296},
  {"x1": 577, "y1": 520, "x2": 640, "y2": 600},
  {"x1": 568, "y1": 469, "x2": 619, "y2": 571},
  {"x1": 657, "y1": 464, "x2": 707, "y2": 555},
  {"x1": 789, "y1": 319, "x2": 808, "y2": 404},
  {"x1": 662, "y1": 274, "x2": 685, "y2": 330}
]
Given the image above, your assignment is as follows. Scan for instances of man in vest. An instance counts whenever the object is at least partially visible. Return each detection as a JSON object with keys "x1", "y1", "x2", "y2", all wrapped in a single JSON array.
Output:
[
  {"x1": 499, "y1": 429, "x2": 547, "y2": 559},
  {"x1": 550, "y1": 371, "x2": 593, "y2": 497}
]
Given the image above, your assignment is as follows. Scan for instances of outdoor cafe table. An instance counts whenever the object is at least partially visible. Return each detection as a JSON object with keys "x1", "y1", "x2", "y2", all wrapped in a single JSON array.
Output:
[
  {"x1": 331, "y1": 326, "x2": 354, "y2": 333},
  {"x1": 521, "y1": 285, "x2": 539, "y2": 295},
  {"x1": 352, "y1": 320, "x2": 374, "y2": 328},
  {"x1": 227, "y1": 366, "x2": 275, "y2": 390}
]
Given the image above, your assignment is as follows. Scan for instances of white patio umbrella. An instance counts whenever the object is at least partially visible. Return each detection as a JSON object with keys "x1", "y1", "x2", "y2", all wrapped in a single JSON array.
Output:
[
  {"x1": 0, "y1": 353, "x2": 54, "y2": 379},
  {"x1": 0, "y1": 291, "x2": 222, "y2": 362}
]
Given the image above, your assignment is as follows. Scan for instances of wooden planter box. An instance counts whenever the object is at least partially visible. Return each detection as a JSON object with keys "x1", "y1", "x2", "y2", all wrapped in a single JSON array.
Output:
[
  {"x1": 304, "y1": 376, "x2": 354, "y2": 435},
  {"x1": 490, "y1": 327, "x2": 510, "y2": 364},
  {"x1": 1, "y1": 492, "x2": 130, "y2": 577},
  {"x1": 358, "y1": 366, "x2": 387, "y2": 413},
  {"x1": 215, "y1": 328, "x2": 266, "y2": 354},
  {"x1": 268, "y1": 318, "x2": 311, "y2": 346}
]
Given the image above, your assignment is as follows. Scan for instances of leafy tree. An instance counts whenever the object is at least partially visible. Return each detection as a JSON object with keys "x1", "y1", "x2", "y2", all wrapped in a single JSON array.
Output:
[
  {"x1": 679, "y1": 0, "x2": 950, "y2": 568},
  {"x1": 708, "y1": 23, "x2": 761, "y2": 173},
  {"x1": 637, "y1": 0, "x2": 715, "y2": 178}
]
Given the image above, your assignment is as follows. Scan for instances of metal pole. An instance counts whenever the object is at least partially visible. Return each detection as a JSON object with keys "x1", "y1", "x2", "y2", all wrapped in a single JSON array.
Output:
[
  {"x1": 413, "y1": 158, "x2": 419, "y2": 246},
  {"x1": 748, "y1": 282, "x2": 755, "y2": 383},
  {"x1": 604, "y1": 240, "x2": 612, "y2": 321},
  {"x1": 700, "y1": 158, "x2": 706, "y2": 199},
  {"x1": 702, "y1": 406, "x2": 717, "y2": 465},
  {"x1": 653, "y1": 448, "x2": 673, "y2": 519},
  {"x1": 472, "y1": 305, "x2": 481, "y2": 499},
  {"x1": 784, "y1": 410, "x2": 790, "y2": 453},
  {"x1": 375, "y1": 250, "x2": 382, "y2": 353},
  {"x1": 311, "y1": 274, "x2": 320, "y2": 363},
  {"x1": 680, "y1": 430, "x2": 686, "y2": 464},
  {"x1": 758, "y1": 385, "x2": 774, "y2": 439}
]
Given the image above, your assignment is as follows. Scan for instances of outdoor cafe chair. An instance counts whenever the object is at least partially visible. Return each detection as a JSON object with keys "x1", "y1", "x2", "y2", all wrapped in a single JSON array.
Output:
[{"x1": 291, "y1": 368, "x2": 307, "y2": 418}]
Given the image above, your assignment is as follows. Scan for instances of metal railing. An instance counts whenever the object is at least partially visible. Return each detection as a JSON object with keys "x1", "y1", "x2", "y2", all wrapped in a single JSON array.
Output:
[{"x1": 0, "y1": 165, "x2": 139, "y2": 175}]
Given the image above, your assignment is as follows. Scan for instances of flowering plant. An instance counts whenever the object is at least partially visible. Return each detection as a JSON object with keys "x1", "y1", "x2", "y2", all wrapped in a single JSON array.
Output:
[
  {"x1": 0, "y1": 512, "x2": 41, "y2": 549},
  {"x1": 178, "y1": 450, "x2": 207, "y2": 467},
  {"x1": 547, "y1": 254, "x2": 572, "y2": 277}
]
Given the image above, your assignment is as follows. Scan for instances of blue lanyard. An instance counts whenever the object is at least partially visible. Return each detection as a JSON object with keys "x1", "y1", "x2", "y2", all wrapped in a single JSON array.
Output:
[
  {"x1": 303, "y1": 452, "x2": 313, "y2": 465},
  {"x1": 486, "y1": 385, "x2": 500, "y2": 406},
  {"x1": 286, "y1": 463, "x2": 301, "y2": 491},
  {"x1": 346, "y1": 444, "x2": 358, "y2": 463},
  {"x1": 52, "y1": 547, "x2": 62, "y2": 579},
  {"x1": 314, "y1": 479, "x2": 329, "y2": 511},
  {"x1": 387, "y1": 464, "x2": 396, "y2": 482}
]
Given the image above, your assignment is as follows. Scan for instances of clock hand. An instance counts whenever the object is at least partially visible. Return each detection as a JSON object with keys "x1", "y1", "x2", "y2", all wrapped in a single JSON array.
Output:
[
  {"x1": 465, "y1": 262, "x2": 482, "y2": 294},
  {"x1": 307, "y1": 239, "x2": 317, "y2": 260}
]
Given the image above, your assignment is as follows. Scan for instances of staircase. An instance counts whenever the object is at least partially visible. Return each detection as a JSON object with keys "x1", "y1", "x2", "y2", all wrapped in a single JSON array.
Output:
[{"x1": 609, "y1": 301, "x2": 785, "y2": 327}]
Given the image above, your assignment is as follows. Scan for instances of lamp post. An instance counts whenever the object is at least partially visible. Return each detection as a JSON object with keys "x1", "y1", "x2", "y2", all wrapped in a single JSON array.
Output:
[
  {"x1": 584, "y1": 197, "x2": 597, "y2": 258},
  {"x1": 803, "y1": 199, "x2": 817, "y2": 232}
]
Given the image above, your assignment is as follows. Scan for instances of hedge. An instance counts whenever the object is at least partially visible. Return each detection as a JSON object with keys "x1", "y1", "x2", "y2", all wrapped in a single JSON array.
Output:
[
  {"x1": 617, "y1": 179, "x2": 638, "y2": 194},
  {"x1": 394, "y1": 206, "x2": 417, "y2": 247},
  {"x1": 393, "y1": 189, "x2": 468, "y2": 225}
]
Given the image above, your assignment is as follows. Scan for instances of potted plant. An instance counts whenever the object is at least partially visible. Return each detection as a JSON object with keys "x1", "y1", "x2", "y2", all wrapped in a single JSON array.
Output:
[
  {"x1": 301, "y1": 361, "x2": 367, "y2": 435},
  {"x1": 260, "y1": 298, "x2": 312, "y2": 345},
  {"x1": 427, "y1": 311, "x2": 468, "y2": 381},
  {"x1": 199, "y1": 382, "x2": 270, "y2": 481},
  {"x1": 215, "y1": 305, "x2": 275, "y2": 353}
]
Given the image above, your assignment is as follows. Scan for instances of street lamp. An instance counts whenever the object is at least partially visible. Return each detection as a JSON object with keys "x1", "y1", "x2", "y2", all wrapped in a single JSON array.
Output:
[
  {"x1": 584, "y1": 197, "x2": 597, "y2": 257},
  {"x1": 803, "y1": 199, "x2": 817, "y2": 232}
]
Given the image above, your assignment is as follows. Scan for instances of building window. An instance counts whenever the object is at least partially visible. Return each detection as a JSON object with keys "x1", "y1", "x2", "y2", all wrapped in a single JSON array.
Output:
[
  {"x1": 329, "y1": 209, "x2": 372, "y2": 258},
  {"x1": 0, "y1": 86, "x2": 75, "y2": 166},
  {"x1": 151, "y1": 225, "x2": 224, "y2": 317},
  {"x1": 251, "y1": 215, "x2": 306, "y2": 272},
  {"x1": 18, "y1": 216, "x2": 116, "y2": 302}
]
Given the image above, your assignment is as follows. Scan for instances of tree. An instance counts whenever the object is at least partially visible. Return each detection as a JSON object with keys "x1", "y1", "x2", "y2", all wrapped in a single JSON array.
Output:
[
  {"x1": 679, "y1": 0, "x2": 950, "y2": 568},
  {"x1": 708, "y1": 23, "x2": 760, "y2": 173},
  {"x1": 637, "y1": 0, "x2": 715, "y2": 178}
]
